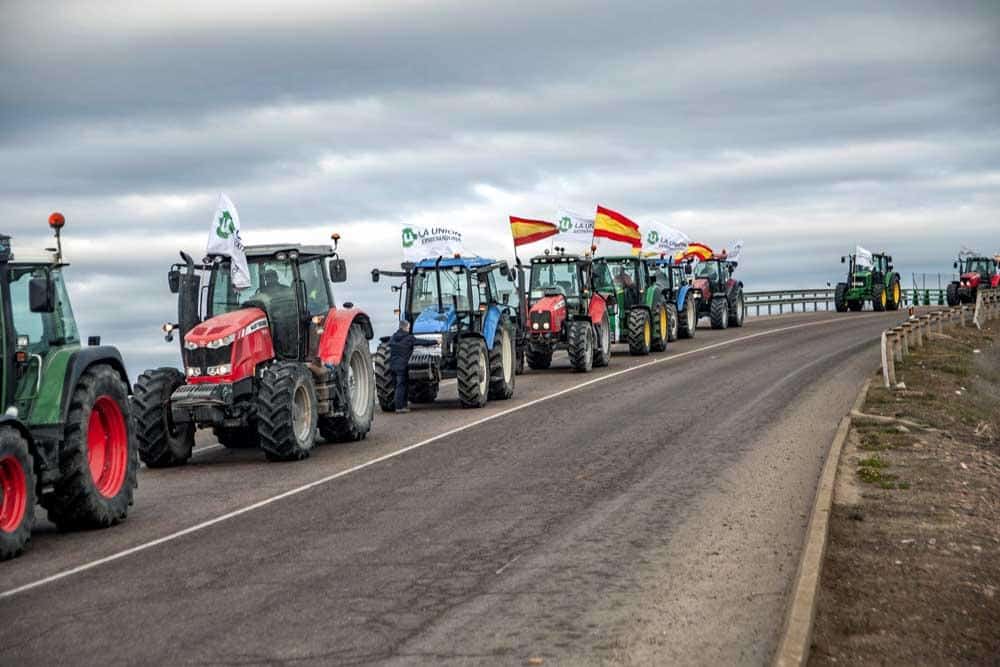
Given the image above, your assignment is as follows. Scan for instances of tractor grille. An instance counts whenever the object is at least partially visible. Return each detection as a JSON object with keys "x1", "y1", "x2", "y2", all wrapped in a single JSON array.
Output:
[{"x1": 184, "y1": 345, "x2": 232, "y2": 375}]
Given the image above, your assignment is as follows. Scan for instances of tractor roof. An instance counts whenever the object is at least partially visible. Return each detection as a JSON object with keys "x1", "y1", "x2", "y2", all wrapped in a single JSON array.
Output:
[
  {"x1": 243, "y1": 244, "x2": 334, "y2": 259},
  {"x1": 413, "y1": 256, "x2": 497, "y2": 270},
  {"x1": 530, "y1": 253, "x2": 589, "y2": 263}
]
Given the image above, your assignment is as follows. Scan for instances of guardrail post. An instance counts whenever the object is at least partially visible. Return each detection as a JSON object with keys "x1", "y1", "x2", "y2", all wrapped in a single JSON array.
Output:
[{"x1": 881, "y1": 331, "x2": 895, "y2": 388}]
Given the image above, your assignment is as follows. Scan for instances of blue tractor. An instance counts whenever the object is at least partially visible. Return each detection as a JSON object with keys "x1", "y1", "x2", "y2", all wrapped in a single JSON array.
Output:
[
  {"x1": 646, "y1": 257, "x2": 700, "y2": 340},
  {"x1": 371, "y1": 256, "x2": 521, "y2": 409}
]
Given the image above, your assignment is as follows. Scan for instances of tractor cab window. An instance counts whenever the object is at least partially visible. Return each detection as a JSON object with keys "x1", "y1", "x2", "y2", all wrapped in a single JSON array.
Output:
[
  {"x1": 694, "y1": 261, "x2": 723, "y2": 286},
  {"x1": 211, "y1": 258, "x2": 300, "y2": 359},
  {"x1": 592, "y1": 261, "x2": 615, "y2": 295},
  {"x1": 671, "y1": 267, "x2": 686, "y2": 289},
  {"x1": 529, "y1": 261, "x2": 579, "y2": 301},
  {"x1": 411, "y1": 267, "x2": 470, "y2": 313},
  {"x1": 493, "y1": 267, "x2": 517, "y2": 312},
  {"x1": 299, "y1": 257, "x2": 332, "y2": 315},
  {"x1": 8, "y1": 266, "x2": 80, "y2": 354},
  {"x1": 964, "y1": 259, "x2": 993, "y2": 275}
]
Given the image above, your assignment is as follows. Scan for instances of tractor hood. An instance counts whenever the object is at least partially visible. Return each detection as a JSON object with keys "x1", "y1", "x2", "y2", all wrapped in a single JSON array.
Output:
[
  {"x1": 412, "y1": 306, "x2": 456, "y2": 335},
  {"x1": 960, "y1": 272, "x2": 982, "y2": 287},
  {"x1": 530, "y1": 294, "x2": 567, "y2": 316},
  {"x1": 185, "y1": 307, "x2": 269, "y2": 347}
]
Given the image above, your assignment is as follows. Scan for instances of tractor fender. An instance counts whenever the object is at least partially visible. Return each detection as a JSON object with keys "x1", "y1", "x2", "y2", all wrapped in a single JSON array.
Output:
[
  {"x1": 676, "y1": 284, "x2": 691, "y2": 311},
  {"x1": 481, "y1": 305, "x2": 503, "y2": 349},
  {"x1": 0, "y1": 414, "x2": 32, "y2": 445},
  {"x1": 318, "y1": 308, "x2": 374, "y2": 366},
  {"x1": 59, "y1": 346, "x2": 130, "y2": 425},
  {"x1": 587, "y1": 294, "x2": 607, "y2": 326}
]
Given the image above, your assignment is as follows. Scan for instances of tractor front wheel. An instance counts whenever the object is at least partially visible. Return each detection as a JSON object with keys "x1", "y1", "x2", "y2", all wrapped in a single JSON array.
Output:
[
  {"x1": 373, "y1": 341, "x2": 396, "y2": 413},
  {"x1": 886, "y1": 277, "x2": 902, "y2": 311},
  {"x1": 593, "y1": 312, "x2": 611, "y2": 367},
  {"x1": 710, "y1": 296, "x2": 729, "y2": 329},
  {"x1": 134, "y1": 367, "x2": 194, "y2": 467},
  {"x1": 319, "y1": 325, "x2": 375, "y2": 443},
  {"x1": 44, "y1": 364, "x2": 137, "y2": 530},
  {"x1": 258, "y1": 362, "x2": 318, "y2": 461},
  {"x1": 526, "y1": 343, "x2": 552, "y2": 370},
  {"x1": 678, "y1": 295, "x2": 697, "y2": 339},
  {"x1": 666, "y1": 304, "x2": 679, "y2": 342},
  {"x1": 729, "y1": 291, "x2": 745, "y2": 327},
  {"x1": 457, "y1": 337, "x2": 489, "y2": 408},
  {"x1": 872, "y1": 283, "x2": 887, "y2": 312},
  {"x1": 627, "y1": 308, "x2": 652, "y2": 356},
  {"x1": 834, "y1": 283, "x2": 849, "y2": 312},
  {"x1": 567, "y1": 320, "x2": 594, "y2": 372},
  {"x1": 650, "y1": 304, "x2": 669, "y2": 352},
  {"x1": 946, "y1": 282, "x2": 960, "y2": 307},
  {"x1": 0, "y1": 427, "x2": 35, "y2": 560},
  {"x1": 488, "y1": 324, "x2": 516, "y2": 400}
]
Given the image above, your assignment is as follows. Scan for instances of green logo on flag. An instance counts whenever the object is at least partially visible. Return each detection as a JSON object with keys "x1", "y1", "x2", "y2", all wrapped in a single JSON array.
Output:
[
  {"x1": 216, "y1": 210, "x2": 235, "y2": 240},
  {"x1": 402, "y1": 227, "x2": 417, "y2": 248},
  {"x1": 559, "y1": 216, "x2": 572, "y2": 232},
  {"x1": 647, "y1": 230, "x2": 659, "y2": 244}
]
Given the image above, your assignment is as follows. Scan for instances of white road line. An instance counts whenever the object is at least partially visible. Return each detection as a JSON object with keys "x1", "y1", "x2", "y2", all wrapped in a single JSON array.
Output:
[{"x1": 0, "y1": 314, "x2": 883, "y2": 600}]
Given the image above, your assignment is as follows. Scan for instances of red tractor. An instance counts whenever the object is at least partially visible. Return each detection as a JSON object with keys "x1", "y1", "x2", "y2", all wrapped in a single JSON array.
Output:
[
  {"x1": 691, "y1": 255, "x2": 745, "y2": 329},
  {"x1": 133, "y1": 237, "x2": 376, "y2": 464},
  {"x1": 523, "y1": 251, "x2": 612, "y2": 372},
  {"x1": 947, "y1": 255, "x2": 999, "y2": 306}
]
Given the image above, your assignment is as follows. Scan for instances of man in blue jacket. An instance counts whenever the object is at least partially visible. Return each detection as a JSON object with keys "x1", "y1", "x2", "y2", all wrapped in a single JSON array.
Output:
[{"x1": 388, "y1": 320, "x2": 437, "y2": 413}]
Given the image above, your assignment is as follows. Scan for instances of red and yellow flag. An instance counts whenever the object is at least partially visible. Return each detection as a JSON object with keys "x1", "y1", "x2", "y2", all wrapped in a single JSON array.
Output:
[
  {"x1": 678, "y1": 242, "x2": 714, "y2": 262},
  {"x1": 509, "y1": 216, "x2": 558, "y2": 247},
  {"x1": 593, "y1": 205, "x2": 642, "y2": 248}
]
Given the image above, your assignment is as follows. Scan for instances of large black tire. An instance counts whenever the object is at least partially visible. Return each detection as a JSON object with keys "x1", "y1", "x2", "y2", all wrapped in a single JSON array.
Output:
[
  {"x1": 567, "y1": 320, "x2": 594, "y2": 372},
  {"x1": 627, "y1": 308, "x2": 652, "y2": 356},
  {"x1": 257, "y1": 362, "x2": 318, "y2": 462},
  {"x1": 728, "y1": 290, "x2": 745, "y2": 327},
  {"x1": 457, "y1": 337, "x2": 489, "y2": 408},
  {"x1": 710, "y1": 296, "x2": 729, "y2": 329},
  {"x1": 515, "y1": 346, "x2": 525, "y2": 376},
  {"x1": 593, "y1": 311, "x2": 611, "y2": 367},
  {"x1": 488, "y1": 323, "x2": 516, "y2": 400},
  {"x1": 665, "y1": 303, "x2": 679, "y2": 342},
  {"x1": 409, "y1": 381, "x2": 439, "y2": 404},
  {"x1": 318, "y1": 325, "x2": 376, "y2": 443},
  {"x1": 678, "y1": 294, "x2": 697, "y2": 339},
  {"x1": 0, "y1": 427, "x2": 35, "y2": 560},
  {"x1": 946, "y1": 282, "x2": 960, "y2": 307},
  {"x1": 872, "y1": 282, "x2": 886, "y2": 312},
  {"x1": 133, "y1": 367, "x2": 195, "y2": 467},
  {"x1": 650, "y1": 303, "x2": 669, "y2": 352},
  {"x1": 886, "y1": 276, "x2": 902, "y2": 311},
  {"x1": 212, "y1": 425, "x2": 259, "y2": 449},
  {"x1": 834, "y1": 283, "x2": 849, "y2": 312},
  {"x1": 373, "y1": 341, "x2": 396, "y2": 413},
  {"x1": 43, "y1": 364, "x2": 138, "y2": 530},
  {"x1": 526, "y1": 343, "x2": 552, "y2": 370}
]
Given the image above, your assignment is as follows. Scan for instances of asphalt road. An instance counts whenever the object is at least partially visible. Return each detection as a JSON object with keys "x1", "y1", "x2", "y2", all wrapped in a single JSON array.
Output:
[{"x1": 0, "y1": 311, "x2": 908, "y2": 665}]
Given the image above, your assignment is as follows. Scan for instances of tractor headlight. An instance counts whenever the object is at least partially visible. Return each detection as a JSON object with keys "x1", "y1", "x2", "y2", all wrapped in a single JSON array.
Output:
[
  {"x1": 185, "y1": 366, "x2": 202, "y2": 377},
  {"x1": 542, "y1": 322, "x2": 550, "y2": 330},
  {"x1": 206, "y1": 333, "x2": 236, "y2": 349},
  {"x1": 532, "y1": 322, "x2": 540, "y2": 330},
  {"x1": 184, "y1": 340, "x2": 199, "y2": 351},
  {"x1": 206, "y1": 364, "x2": 232, "y2": 376}
]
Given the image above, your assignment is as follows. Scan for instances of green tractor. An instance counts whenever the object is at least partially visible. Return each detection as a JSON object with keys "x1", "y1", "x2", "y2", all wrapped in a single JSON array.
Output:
[
  {"x1": 0, "y1": 215, "x2": 137, "y2": 560},
  {"x1": 595, "y1": 256, "x2": 671, "y2": 355},
  {"x1": 834, "y1": 251, "x2": 902, "y2": 312}
]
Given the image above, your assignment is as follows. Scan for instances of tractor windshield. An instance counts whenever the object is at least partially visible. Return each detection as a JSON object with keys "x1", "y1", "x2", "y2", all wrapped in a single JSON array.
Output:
[
  {"x1": 529, "y1": 261, "x2": 579, "y2": 301},
  {"x1": 411, "y1": 267, "x2": 470, "y2": 313},
  {"x1": 602, "y1": 259, "x2": 640, "y2": 291},
  {"x1": 210, "y1": 258, "x2": 295, "y2": 316},
  {"x1": 963, "y1": 258, "x2": 994, "y2": 275},
  {"x1": 8, "y1": 266, "x2": 80, "y2": 354}
]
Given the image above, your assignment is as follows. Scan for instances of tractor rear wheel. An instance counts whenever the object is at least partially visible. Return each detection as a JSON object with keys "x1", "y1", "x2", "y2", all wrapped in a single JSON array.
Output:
[
  {"x1": 133, "y1": 367, "x2": 195, "y2": 467},
  {"x1": 946, "y1": 282, "x2": 960, "y2": 307},
  {"x1": 318, "y1": 325, "x2": 375, "y2": 443},
  {"x1": 834, "y1": 283, "x2": 849, "y2": 312},
  {"x1": 650, "y1": 304, "x2": 669, "y2": 352},
  {"x1": 526, "y1": 343, "x2": 552, "y2": 370},
  {"x1": 872, "y1": 282, "x2": 886, "y2": 312},
  {"x1": 457, "y1": 337, "x2": 489, "y2": 408},
  {"x1": 44, "y1": 364, "x2": 137, "y2": 530},
  {"x1": 886, "y1": 276, "x2": 902, "y2": 311},
  {"x1": 567, "y1": 320, "x2": 594, "y2": 372},
  {"x1": 678, "y1": 295, "x2": 697, "y2": 339},
  {"x1": 409, "y1": 381, "x2": 439, "y2": 403},
  {"x1": 212, "y1": 426, "x2": 259, "y2": 449},
  {"x1": 710, "y1": 296, "x2": 729, "y2": 329},
  {"x1": 488, "y1": 323, "x2": 516, "y2": 400},
  {"x1": 728, "y1": 291, "x2": 745, "y2": 327},
  {"x1": 373, "y1": 341, "x2": 396, "y2": 413},
  {"x1": 0, "y1": 427, "x2": 35, "y2": 560},
  {"x1": 627, "y1": 308, "x2": 652, "y2": 356},
  {"x1": 666, "y1": 304, "x2": 679, "y2": 342},
  {"x1": 593, "y1": 312, "x2": 611, "y2": 367},
  {"x1": 258, "y1": 362, "x2": 318, "y2": 461}
]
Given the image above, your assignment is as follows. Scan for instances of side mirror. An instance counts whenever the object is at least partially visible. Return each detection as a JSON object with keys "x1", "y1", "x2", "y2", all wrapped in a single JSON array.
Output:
[
  {"x1": 499, "y1": 262, "x2": 510, "y2": 278},
  {"x1": 168, "y1": 268, "x2": 181, "y2": 294},
  {"x1": 371, "y1": 268, "x2": 380, "y2": 283},
  {"x1": 684, "y1": 264, "x2": 693, "y2": 275},
  {"x1": 329, "y1": 259, "x2": 347, "y2": 283},
  {"x1": 29, "y1": 276, "x2": 55, "y2": 313},
  {"x1": 840, "y1": 256, "x2": 846, "y2": 264},
  {"x1": 888, "y1": 264, "x2": 893, "y2": 271},
  {"x1": 953, "y1": 261, "x2": 958, "y2": 269}
]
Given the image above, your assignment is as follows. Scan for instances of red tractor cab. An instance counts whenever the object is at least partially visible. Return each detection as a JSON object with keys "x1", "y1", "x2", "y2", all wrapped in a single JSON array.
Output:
[
  {"x1": 134, "y1": 239, "x2": 376, "y2": 465},
  {"x1": 524, "y1": 251, "x2": 612, "y2": 372},
  {"x1": 691, "y1": 255, "x2": 745, "y2": 329},
  {"x1": 948, "y1": 256, "x2": 1000, "y2": 306}
]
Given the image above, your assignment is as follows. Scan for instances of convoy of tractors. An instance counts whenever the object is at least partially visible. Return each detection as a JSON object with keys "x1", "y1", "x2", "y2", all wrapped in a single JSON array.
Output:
[{"x1": 1, "y1": 214, "x2": 997, "y2": 561}]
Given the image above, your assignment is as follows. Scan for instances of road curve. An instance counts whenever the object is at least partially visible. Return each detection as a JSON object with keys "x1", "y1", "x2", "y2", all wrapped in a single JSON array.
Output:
[{"x1": 0, "y1": 311, "x2": 906, "y2": 665}]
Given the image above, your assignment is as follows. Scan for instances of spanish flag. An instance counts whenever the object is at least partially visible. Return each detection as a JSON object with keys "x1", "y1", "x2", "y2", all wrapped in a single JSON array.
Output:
[
  {"x1": 678, "y1": 242, "x2": 714, "y2": 262},
  {"x1": 509, "y1": 216, "x2": 558, "y2": 247},
  {"x1": 594, "y1": 205, "x2": 642, "y2": 248}
]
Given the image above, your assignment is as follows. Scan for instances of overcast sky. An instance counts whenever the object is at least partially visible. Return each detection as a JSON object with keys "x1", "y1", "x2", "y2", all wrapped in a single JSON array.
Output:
[{"x1": 2, "y1": 0, "x2": 998, "y2": 375}]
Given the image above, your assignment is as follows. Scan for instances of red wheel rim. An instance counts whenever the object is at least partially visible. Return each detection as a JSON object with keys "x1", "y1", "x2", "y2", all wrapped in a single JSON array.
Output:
[
  {"x1": 0, "y1": 454, "x2": 28, "y2": 533},
  {"x1": 88, "y1": 396, "x2": 128, "y2": 498}
]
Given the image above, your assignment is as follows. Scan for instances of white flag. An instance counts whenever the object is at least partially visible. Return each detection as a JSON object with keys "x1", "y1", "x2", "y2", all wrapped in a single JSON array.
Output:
[
  {"x1": 555, "y1": 209, "x2": 595, "y2": 249},
  {"x1": 855, "y1": 245, "x2": 873, "y2": 268},
  {"x1": 727, "y1": 240, "x2": 744, "y2": 264},
  {"x1": 641, "y1": 221, "x2": 690, "y2": 255},
  {"x1": 401, "y1": 223, "x2": 464, "y2": 261},
  {"x1": 207, "y1": 193, "x2": 251, "y2": 290}
]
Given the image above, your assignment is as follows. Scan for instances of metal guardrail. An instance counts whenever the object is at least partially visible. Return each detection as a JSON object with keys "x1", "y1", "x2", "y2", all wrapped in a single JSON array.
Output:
[{"x1": 745, "y1": 287, "x2": 953, "y2": 317}]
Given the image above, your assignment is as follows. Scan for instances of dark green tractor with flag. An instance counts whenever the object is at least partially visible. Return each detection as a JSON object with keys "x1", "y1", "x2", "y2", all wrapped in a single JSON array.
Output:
[
  {"x1": 834, "y1": 251, "x2": 902, "y2": 312},
  {"x1": 594, "y1": 256, "x2": 671, "y2": 355},
  {"x1": 0, "y1": 216, "x2": 138, "y2": 560}
]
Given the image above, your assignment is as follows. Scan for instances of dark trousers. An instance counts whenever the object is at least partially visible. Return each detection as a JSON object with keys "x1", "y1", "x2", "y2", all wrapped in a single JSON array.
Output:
[{"x1": 393, "y1": 369, "x2": 409, "y2": 410}]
